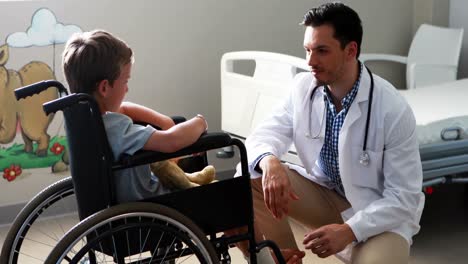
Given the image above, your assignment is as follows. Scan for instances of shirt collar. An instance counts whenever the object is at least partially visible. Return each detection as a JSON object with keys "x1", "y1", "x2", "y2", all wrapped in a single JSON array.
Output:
[{"x1": 323, "y1": 62, "x2": 363, "y2": 111}]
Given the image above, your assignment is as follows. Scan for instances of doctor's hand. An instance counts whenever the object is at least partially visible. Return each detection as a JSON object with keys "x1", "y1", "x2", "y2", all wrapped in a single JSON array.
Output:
[
  {"x1": 259, "y1": 155, "x2": 299, "y2": 219},
  {"x1": 303, "y1": 223, "x2": 356, "y2": 258}
]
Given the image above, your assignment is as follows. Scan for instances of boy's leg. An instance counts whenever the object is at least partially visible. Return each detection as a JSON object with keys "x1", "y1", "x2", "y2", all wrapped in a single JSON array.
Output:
[
  {"x1": 351, "y1": 232, "x2": 409, "y2": 264},
  {"x1": 185, "y1": 165, "x2": 216, "y2": 185},
  {"x1": 150, "y1": 160, "x2": 198, "y2": 189}
]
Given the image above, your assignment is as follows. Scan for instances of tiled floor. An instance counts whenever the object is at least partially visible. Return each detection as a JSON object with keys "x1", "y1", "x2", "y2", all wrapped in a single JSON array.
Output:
[
  {"x1": 0, "y1": 215, "x2": 334, "y2": 263},
  {"x1": 1, "y1": 184, "x2": 467, "y2": 263},
  {"x1": 0, "y1": 214, "x2": 79, "y2": 264}
]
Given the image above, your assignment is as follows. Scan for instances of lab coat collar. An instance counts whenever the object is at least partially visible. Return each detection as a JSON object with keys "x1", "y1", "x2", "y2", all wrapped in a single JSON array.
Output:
[
  {"x1": 341, "y1": 65, "x2": 372, "y2": 132},
  {"x1": 309, "y1": 84, "x2": 327, "y2": 138}
]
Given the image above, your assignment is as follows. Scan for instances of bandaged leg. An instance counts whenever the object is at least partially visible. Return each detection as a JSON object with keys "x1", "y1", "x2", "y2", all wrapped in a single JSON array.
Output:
[
  {"x1": 150, "y1": 160, "x2": 199, "y2": 189},
  {"x1": 185, "y1": 165, "x2": 216, "y2": 184},
  {"x1": 150, "y1": 161, "x2": 216, "y2": 190}
]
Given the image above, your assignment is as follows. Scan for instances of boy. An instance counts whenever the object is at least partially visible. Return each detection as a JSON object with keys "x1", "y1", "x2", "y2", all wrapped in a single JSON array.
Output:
[{"x1": 62, "y1": 30, "x2": 208, "y2": 202}]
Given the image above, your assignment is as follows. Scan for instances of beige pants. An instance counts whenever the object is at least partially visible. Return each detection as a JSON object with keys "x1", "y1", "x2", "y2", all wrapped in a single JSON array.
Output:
[{"x1": 252, "y1": 167, "x2": 410, "y2": 264}]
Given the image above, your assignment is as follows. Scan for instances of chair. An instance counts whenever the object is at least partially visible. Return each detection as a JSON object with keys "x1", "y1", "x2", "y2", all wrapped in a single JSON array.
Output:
[
  {"x1": 2, "y1": 80, "x2": 286, "y2": 264},
  {"x1": 360, "y1": 23, "x2": 464, "y2": 89}
]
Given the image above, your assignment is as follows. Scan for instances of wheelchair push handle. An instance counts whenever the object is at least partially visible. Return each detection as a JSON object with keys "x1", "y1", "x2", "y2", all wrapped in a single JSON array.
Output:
[
  {"x1": 14, "y1": 80, "x2": 69, "y2": 100},
  {"x1": 43, "y1": 93, "x2": 96, "y2": 115}
]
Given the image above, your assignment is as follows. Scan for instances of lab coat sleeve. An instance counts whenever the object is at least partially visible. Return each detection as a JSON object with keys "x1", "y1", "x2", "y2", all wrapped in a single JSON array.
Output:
[
  {"x1": 245, "y1": 75, "x2": 304, "y2": 178},
  {"x1": 346, "y1": 103, "x2": 424, "y2": 242}
]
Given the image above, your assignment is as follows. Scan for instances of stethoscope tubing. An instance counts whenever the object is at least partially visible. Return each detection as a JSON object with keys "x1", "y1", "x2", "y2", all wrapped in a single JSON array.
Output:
[{"x1": 308, "y1": 66, "x2": 374, "y2": 153}]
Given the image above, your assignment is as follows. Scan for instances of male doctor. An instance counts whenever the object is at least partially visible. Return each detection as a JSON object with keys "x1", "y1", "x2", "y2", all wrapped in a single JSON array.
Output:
[{"x1": 246, "y1": 2, "x2": 425, "y2": 263}]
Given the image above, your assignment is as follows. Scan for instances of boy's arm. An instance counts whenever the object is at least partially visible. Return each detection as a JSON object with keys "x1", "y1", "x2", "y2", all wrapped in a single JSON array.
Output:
[
  {"x1": 143, "y1": 115, "x2": 208, "y2": 153},
  {"x1": 120, "y1": 102, "x2": 209, "y2": 156},
  {"x1": 119, "y1": 101, "x2": 175, "y2": 130}
]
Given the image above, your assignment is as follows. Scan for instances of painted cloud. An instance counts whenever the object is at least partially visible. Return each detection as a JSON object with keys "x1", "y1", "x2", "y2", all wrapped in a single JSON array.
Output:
[{"x1": 6, "y1": 8, "x2": 82, "y2": 47}]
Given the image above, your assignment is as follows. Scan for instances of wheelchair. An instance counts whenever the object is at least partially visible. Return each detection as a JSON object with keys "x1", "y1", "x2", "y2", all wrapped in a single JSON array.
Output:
[{"x1": 0, "y1": 80, "x2": 286, "y2": 264}]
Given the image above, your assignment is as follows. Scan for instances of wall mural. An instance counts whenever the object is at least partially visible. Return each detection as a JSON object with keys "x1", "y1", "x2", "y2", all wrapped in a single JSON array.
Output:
[{"x1": 0, "y1": 8, "x2": 82, "y2": 182}]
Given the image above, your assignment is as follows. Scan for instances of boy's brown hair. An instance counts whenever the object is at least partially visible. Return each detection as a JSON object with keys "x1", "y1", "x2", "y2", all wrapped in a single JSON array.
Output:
[{"x1": 62, "y1": 30, "x2": 133, "y2": 94}]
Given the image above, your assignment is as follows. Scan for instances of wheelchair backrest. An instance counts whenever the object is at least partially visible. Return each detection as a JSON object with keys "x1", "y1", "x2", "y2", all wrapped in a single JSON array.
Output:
[{"x1": 61, "y1": 94, "x2": 116, "y2": 220}]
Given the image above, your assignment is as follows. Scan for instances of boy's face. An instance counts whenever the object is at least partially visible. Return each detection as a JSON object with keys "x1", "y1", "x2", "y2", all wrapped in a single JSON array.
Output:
[{"x1": 103, "y1": 63, "x2": 131, "y2": 112}]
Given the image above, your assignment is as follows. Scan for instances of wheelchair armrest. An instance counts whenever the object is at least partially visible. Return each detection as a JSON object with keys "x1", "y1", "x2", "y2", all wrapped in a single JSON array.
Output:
[
  {"x1": 171, "y1": 116, "x2": 187, "y2": 125},
  {"x1": 113, "y1": 132, "x2": 232, "y2": 170}
]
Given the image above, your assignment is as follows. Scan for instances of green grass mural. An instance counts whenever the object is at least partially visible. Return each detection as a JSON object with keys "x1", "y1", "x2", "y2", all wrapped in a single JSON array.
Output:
[{"x1": 1, "y1": 136, "x2": 68, "y2": 181}]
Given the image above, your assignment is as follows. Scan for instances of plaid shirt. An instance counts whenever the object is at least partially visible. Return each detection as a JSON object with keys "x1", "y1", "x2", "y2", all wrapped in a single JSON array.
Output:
[{"x1": 318, "y1": 63, "x2": 363, "y2": 197}]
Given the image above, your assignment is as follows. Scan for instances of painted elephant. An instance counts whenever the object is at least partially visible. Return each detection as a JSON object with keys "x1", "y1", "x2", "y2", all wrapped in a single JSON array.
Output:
[{"x1": 0, "y1": 44, "x2": 58, "y2": 156}]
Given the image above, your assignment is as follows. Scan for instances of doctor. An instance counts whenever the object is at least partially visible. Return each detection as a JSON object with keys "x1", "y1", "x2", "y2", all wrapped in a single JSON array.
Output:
[{"x1": 246, "y1": 2, "x2": 424, "y2": 263}]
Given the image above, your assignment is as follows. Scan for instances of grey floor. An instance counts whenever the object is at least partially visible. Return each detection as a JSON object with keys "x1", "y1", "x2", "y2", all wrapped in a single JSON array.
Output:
[
  {"x1": 271, "y1": 183, "x2": 468, "y2": 264},
  {"x1": 410, "y1": 184, "x2": 468, "y2": 264},
  {"x1": 0, "y1": 183, "x2": 467, "y2": 263}
]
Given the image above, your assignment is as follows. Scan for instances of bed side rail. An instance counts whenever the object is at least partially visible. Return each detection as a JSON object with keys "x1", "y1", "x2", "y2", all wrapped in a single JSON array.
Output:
[
  {"x1": 220, "y1": 51, "x2": 308, "y2": 143},
  {"x1": 221, "y1": 51, "x2": 308, "y2": 79}
]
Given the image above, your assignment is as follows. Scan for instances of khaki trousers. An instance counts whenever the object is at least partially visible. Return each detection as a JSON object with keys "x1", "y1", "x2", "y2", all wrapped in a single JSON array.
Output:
[{"x1": 252, "y1": 167, "x2": 410, "y2": 264}]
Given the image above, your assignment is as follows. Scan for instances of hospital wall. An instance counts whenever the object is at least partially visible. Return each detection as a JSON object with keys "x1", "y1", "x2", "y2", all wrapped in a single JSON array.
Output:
[
  {"x1": 0, "y1": 0, "x2": 424, "y2": 221},
  {"x1": 450, "y1": 0, "x2": 468, "y2": 78}
]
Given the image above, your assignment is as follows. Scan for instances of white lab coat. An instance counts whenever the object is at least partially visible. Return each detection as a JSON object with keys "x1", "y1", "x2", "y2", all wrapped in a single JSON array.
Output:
[{"x1": 246, "y1": 69, "x2": 425, "y2": 245}]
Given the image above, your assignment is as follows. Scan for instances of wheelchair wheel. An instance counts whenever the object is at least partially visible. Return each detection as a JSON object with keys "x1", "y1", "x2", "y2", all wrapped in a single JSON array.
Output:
[
  {"x1": 1, "y1": 176, "x2": 78, "y2": 264},
  {"x1": 45, "y1": 202, "x2": 218, "y2": 264}
]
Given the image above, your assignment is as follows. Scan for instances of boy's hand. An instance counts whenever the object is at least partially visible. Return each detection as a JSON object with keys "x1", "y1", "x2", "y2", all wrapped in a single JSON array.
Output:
[{"x1": 195, "y1": 114, "x2": 208, "y2": 131}]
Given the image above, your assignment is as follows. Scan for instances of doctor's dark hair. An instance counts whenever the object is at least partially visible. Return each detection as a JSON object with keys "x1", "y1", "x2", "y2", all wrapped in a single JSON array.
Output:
[
  {"x1": 301, "y1": 2, "x2": 363, "y2": 58},
  {"x1": 62, "y1": 29, "x2": 133, "y2": 94}
]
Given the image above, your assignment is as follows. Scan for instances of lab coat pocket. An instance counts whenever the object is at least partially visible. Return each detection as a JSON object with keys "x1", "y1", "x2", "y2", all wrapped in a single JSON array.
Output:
[{"x1": 350, "y1": 146, "x2": 383, "y2": 190}]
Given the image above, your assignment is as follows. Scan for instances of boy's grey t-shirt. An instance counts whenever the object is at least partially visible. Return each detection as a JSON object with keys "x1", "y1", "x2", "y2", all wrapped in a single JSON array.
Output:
[{"x1": 102, "y1": 112, "x2": 169, "y2": 202}]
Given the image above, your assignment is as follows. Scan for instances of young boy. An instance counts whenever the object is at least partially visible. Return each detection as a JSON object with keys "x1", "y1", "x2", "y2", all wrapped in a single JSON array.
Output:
[{"x1": 62, "y1": 30, "x2": 208, "y2": 202}]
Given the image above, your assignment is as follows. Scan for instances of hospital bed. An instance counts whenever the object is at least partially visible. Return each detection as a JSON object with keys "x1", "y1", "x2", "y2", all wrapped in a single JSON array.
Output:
[{"x1": 220, "y1": 51, "x2": 468, "y2": 190}]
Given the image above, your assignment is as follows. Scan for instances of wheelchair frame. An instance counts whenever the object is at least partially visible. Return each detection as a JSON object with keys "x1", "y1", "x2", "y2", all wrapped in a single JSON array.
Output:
[{"x1": 0, "y1": 80, "x2": 285, "y2": 264}]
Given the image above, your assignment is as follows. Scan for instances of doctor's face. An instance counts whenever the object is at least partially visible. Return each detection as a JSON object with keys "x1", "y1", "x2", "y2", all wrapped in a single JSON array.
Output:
[{"x1": 303, "y1": 24, "x2": 354, "y2": 86}]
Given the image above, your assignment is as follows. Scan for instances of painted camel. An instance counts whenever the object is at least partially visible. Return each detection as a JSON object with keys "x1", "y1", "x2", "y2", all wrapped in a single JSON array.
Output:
[{"x1": 0, "y1": 44, "x2": 58, "y2": 156}]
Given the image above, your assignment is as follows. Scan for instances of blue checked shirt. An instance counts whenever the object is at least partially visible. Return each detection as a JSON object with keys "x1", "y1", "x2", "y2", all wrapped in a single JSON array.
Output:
[{"x1": 318, "y1": 63, "x2": 363, "y2": 197}]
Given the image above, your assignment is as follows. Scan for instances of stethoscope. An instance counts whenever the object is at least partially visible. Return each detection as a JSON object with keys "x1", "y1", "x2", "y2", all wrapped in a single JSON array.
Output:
[{"x1": 306, "y1": 66, "x2": 374, "y2": 167}]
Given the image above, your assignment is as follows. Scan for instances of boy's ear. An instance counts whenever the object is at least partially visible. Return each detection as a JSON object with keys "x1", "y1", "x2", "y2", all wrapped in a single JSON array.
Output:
[{"x1": 97, "y1": 79, "x2": 109, "y2": 97}]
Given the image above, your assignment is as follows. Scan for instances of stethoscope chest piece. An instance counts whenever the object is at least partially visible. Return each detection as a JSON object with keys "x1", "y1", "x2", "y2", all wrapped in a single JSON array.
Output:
[
  {"x1": 359, "y1": 151, "x2": 370, "y2": 166},
  {"x1": 307, "y1": 65, "x2": 375, "y2": 167}
]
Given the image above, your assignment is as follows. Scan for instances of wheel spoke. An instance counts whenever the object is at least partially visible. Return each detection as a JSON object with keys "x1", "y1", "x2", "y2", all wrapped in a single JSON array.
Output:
[{"x1": 45, "y1": 205, "x2": 217, "y2": 263}]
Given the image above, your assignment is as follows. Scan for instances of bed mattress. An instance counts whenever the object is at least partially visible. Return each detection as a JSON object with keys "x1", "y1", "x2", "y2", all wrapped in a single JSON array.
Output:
[{"x1": 399, "y1": 79, "x2": 468, "y2": 145}]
